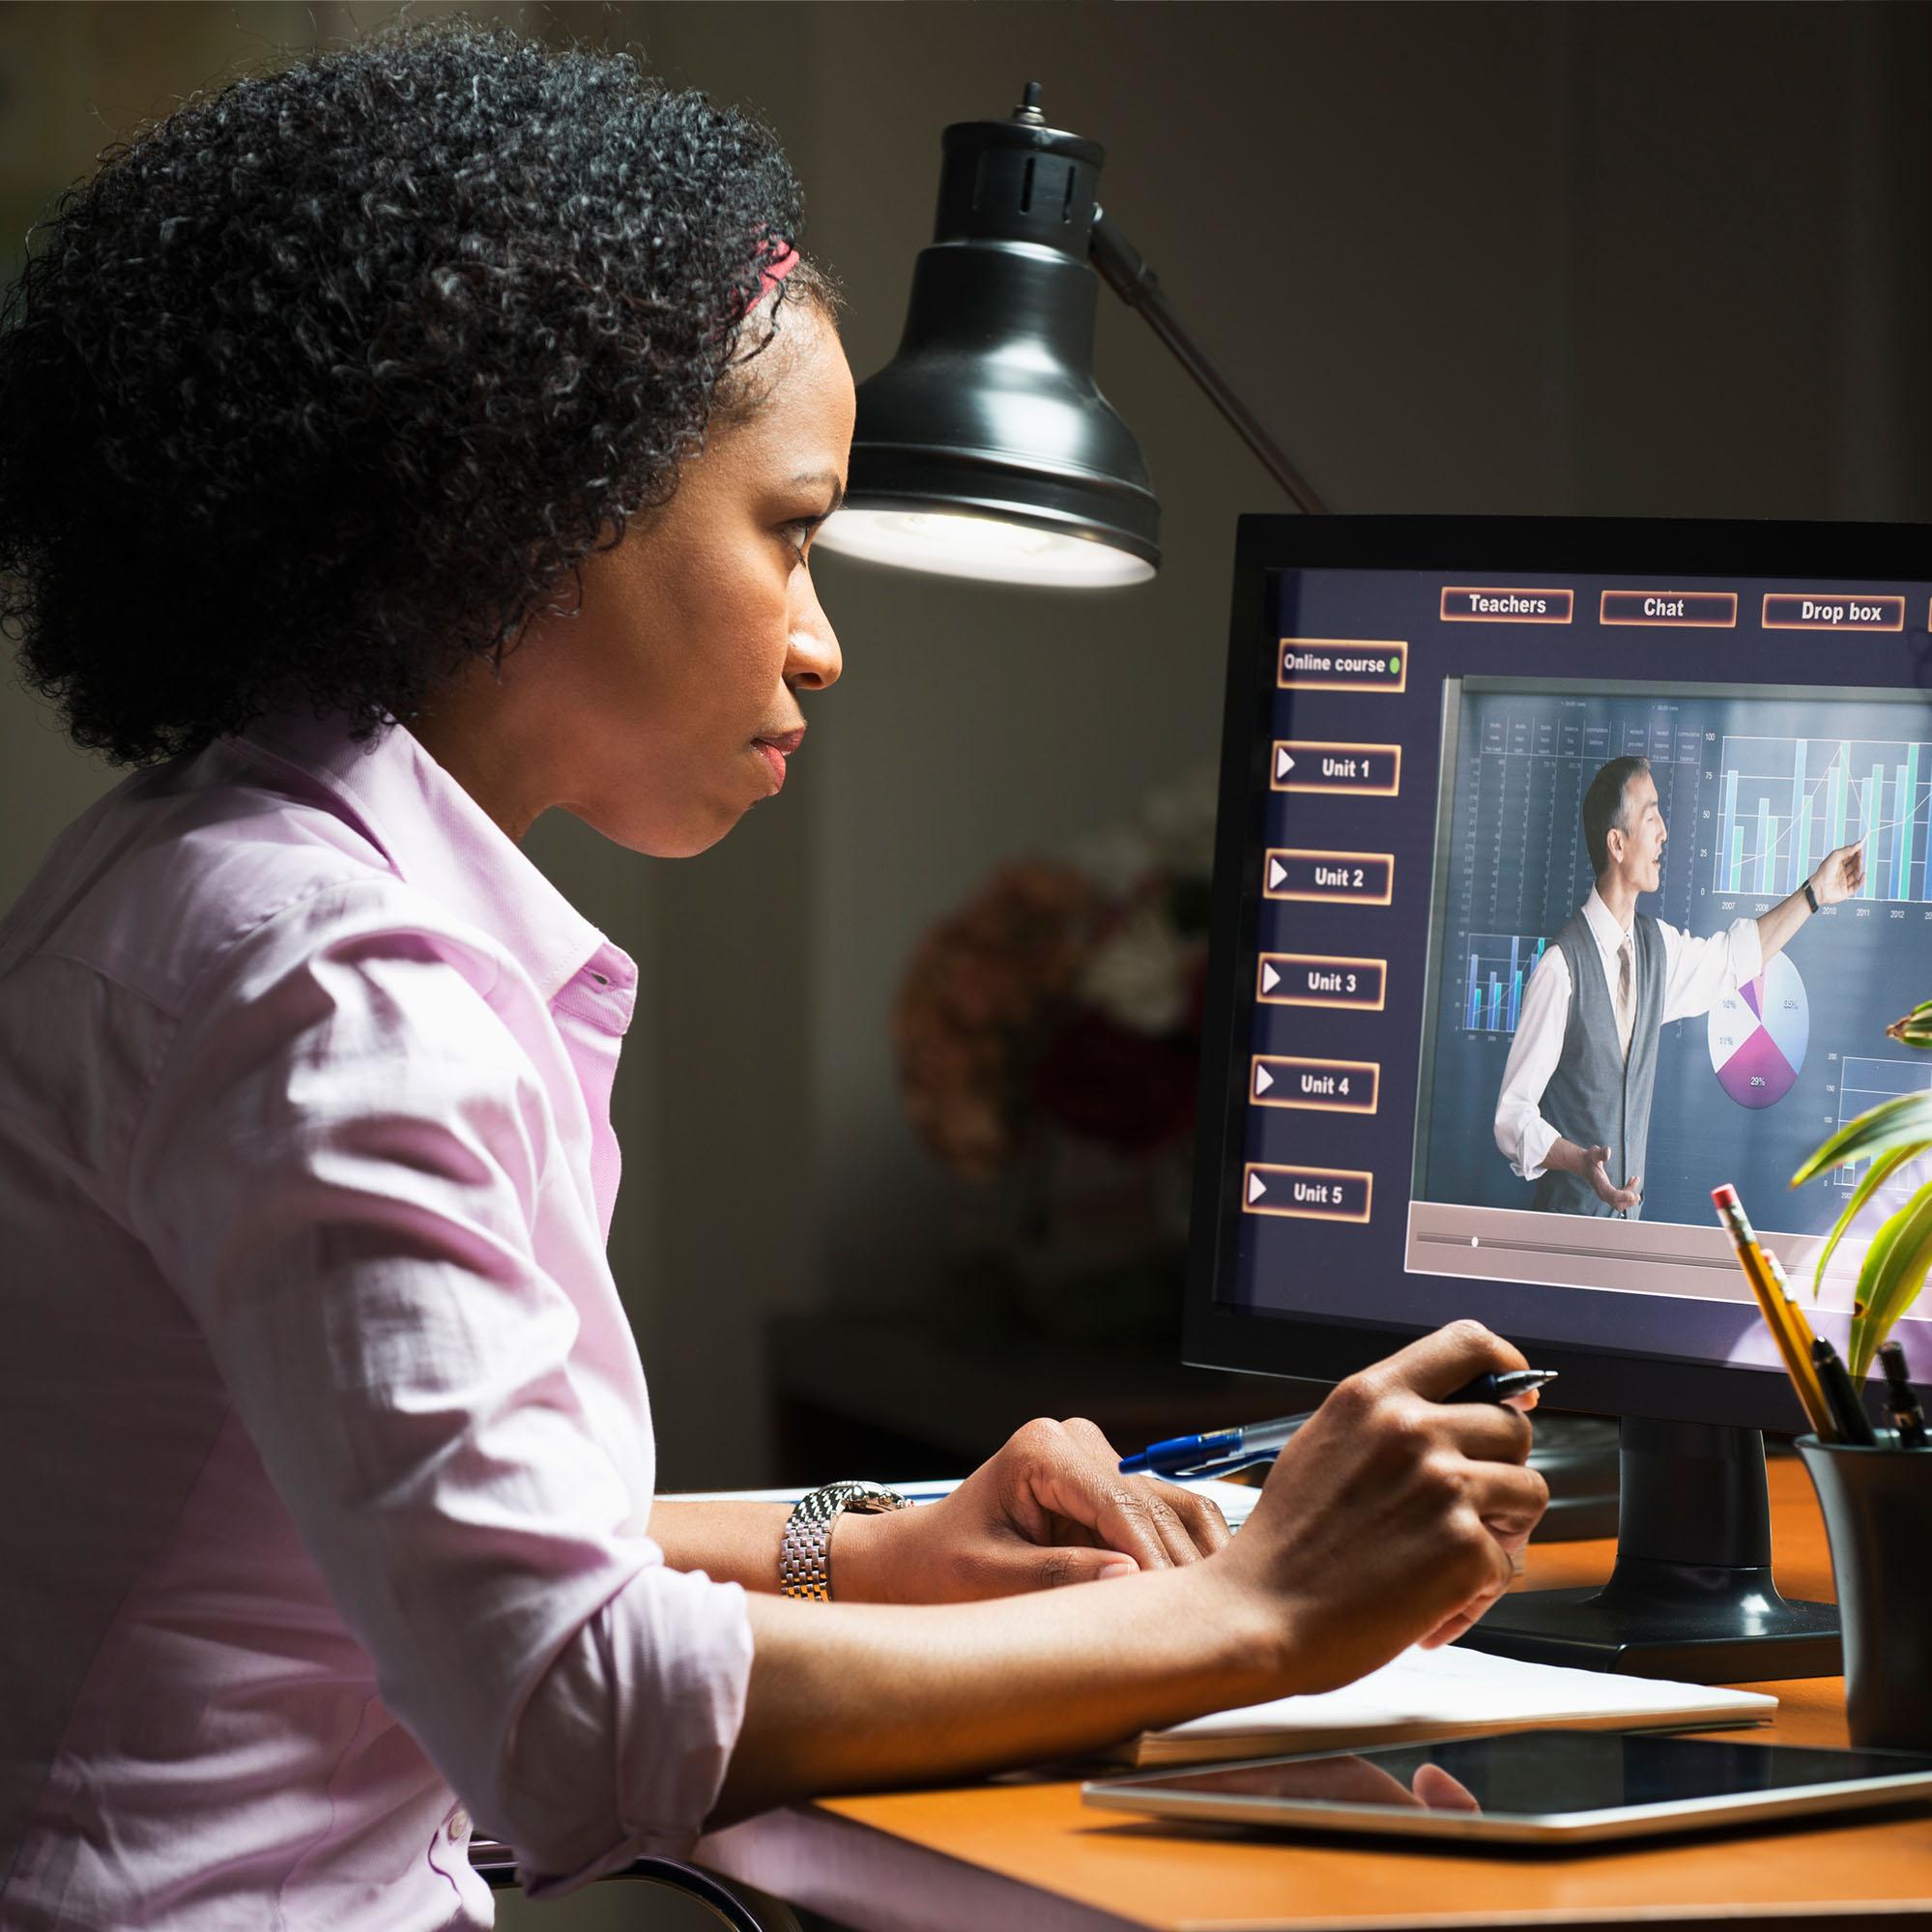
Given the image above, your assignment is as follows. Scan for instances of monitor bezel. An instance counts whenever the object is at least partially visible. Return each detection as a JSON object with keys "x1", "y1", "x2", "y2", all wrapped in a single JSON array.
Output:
[{"x1": 1183, "y1": 513, "x2": 1932, "y2": 1428}]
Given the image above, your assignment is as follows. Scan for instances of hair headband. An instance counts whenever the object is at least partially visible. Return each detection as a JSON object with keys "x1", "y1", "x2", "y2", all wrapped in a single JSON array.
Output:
[{"x1": 749, "y1": 240, "x2": 800, "y2": 315}]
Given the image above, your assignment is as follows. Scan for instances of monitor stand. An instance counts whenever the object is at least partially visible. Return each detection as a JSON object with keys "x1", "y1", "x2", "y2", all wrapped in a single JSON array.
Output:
[{"x1": 1454, "y1": 1417, "x2": 1840, "y2": 1682}]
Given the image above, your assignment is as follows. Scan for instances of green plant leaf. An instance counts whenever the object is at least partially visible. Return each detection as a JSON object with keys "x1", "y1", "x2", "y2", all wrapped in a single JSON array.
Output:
[
  {"x1": 1809, "y1": 1143, "x2": 1918, "y2": 1299},
  {"x1": 1850, "y1": 1182, "x2": 1932, "y2": 1380},
  {"x1": 1790, "y1": 1089, "x2": 1932, "y2": 1189}
]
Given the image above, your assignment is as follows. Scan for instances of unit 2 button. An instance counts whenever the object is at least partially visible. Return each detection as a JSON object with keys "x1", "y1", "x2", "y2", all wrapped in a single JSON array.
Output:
[{"x1": 1264, "y1": 850, "x2": 1394, "y2": 905}]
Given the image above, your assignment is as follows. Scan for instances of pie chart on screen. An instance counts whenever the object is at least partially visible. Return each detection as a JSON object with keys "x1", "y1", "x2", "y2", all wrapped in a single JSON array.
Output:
[{"x1": 1708, "y1": 953, "x2": 1809, "y2": 1109}]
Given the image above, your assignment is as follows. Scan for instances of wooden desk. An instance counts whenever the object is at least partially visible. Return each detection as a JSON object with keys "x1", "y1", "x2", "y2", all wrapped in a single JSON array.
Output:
[{"x1": 698, "y1": 1456, "x2": 1932, "y2": 1931}]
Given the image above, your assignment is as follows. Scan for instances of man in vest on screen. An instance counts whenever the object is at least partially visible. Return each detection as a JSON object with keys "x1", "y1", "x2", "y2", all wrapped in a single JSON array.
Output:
[{"x1": 1493, "y1": 754, "x2": 1863, "y2": 1219}]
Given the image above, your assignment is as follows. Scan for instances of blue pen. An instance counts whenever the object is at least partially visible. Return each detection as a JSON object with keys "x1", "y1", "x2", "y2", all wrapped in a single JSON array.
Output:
[{"x1": 1116, "y1": 1369, "x2": 1557, "y2": 1480}]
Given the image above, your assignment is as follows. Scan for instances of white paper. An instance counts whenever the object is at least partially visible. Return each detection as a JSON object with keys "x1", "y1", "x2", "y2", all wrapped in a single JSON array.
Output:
[{"x1": 1155, "y1": 1640, "x2": 1775, "y2": 1741}]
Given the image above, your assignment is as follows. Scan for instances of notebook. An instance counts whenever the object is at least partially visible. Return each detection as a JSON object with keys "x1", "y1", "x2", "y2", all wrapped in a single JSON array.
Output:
[{"x1": 1113, "y1": 1641, "x2": 1777, "y2": 1767}]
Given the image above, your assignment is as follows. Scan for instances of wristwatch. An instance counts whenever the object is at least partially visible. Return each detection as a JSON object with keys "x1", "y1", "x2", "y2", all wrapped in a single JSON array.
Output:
[
  {"x1": 1803, "y1": 879, "x2": 1821, "y2": 914},
  {"x1": 778, "y1": 1480, "x2": 909, "y2": 1600}
]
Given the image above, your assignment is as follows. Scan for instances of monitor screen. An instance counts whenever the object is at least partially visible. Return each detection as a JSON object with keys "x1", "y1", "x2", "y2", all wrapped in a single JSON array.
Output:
[{"x1": 1186, "y1": 517, "x2": 1932, "y2": 1428}]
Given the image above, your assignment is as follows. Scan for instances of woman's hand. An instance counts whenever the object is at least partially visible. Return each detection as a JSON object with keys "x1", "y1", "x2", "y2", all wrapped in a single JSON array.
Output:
[
  {"x1": 717, "y1": 1320, "x2": 1548, "y2": 1823},
  {"x1": 1215, "y1": 1319, "x2": 1549, "y2": 1689},
  {"x1": 835, "y1": 1415, "x2": 1232, "y2": 1604}
]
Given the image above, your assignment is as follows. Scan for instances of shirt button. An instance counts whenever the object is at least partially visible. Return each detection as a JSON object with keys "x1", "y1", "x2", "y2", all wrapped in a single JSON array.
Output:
[{"x1": 447, "y1": 1808, "x2": 471, "y2": 1841}]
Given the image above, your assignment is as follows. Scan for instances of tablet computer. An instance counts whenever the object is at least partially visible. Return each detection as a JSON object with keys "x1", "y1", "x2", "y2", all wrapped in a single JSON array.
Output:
[{"x1": 1082, "y1": 1731, "x2": 1932, "y2": 1847}]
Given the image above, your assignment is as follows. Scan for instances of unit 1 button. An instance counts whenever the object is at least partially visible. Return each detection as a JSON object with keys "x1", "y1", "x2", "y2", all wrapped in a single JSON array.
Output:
[{"x1": 1272, "y1": 741, "x2": 1401, "y2": 797}]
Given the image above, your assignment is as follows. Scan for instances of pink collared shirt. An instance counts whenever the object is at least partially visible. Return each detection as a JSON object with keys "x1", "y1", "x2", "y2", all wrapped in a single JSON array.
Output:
[{"x1": 0, "y1": 713, "x2": 753, "y2": 1929}]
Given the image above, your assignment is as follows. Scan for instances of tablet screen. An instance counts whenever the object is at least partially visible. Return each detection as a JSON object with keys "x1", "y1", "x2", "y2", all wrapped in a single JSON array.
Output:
[{"x1": 1096, "y1": 1731, "x2": 1932, "y2": 1826}]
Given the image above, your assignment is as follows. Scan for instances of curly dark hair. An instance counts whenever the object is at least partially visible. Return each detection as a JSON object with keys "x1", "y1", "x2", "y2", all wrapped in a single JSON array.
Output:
[{"x1": 0, "y1": 15, "x2": 841, "y2": 765}]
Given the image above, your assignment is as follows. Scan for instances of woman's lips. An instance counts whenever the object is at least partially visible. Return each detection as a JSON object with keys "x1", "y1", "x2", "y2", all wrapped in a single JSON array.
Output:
[{"x1": 752, "y1": 728, "x2": 805, "y2": 793}]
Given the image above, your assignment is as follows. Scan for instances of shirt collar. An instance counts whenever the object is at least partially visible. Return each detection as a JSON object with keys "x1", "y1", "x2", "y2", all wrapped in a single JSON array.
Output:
[
  {"x1": 1582, "y1": 886, "x2": 1633, "y2": 958},
  {"x1": 228, "y1": 710, "x2": 620, "y2": 1007}
]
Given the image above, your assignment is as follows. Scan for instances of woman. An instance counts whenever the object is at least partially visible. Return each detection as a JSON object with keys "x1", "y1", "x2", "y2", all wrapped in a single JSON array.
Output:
[{"x1": 0, "y1": 20, "x2": 1544, "y2": 1928}]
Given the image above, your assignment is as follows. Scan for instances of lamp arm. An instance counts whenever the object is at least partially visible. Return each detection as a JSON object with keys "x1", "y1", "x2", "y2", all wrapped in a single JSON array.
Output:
[{"x1": 1089, "y1": 210, "x2": 1329, "y2": 516}]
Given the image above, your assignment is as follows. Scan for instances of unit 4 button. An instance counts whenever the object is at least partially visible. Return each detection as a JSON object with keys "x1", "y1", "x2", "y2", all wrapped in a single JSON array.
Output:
[{"x1": 1252, "y1": 1055, "x2": 1379, "y2": 1114}]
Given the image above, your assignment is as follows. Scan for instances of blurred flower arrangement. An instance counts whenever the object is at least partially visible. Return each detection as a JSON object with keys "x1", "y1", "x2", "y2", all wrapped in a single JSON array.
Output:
[{"x1": 890, "y1": 766, "x2": 1219, "y2": 1334}]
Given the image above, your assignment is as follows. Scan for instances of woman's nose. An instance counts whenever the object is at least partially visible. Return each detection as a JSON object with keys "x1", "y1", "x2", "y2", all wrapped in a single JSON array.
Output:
[{"x1": 787, "y1": 576, "x2": 842, "y2": 690}]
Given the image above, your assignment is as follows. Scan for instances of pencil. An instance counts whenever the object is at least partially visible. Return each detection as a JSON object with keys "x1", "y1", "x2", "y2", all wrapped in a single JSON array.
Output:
[{"x1": 1712, "y1": 1184, "x2": 1837, "y2": 1439}]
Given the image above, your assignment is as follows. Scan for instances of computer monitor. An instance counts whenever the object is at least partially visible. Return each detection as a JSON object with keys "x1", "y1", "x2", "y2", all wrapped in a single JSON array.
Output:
[{"x1": 1185, "y1": 515, "x2": 1932, "y2": 1681}]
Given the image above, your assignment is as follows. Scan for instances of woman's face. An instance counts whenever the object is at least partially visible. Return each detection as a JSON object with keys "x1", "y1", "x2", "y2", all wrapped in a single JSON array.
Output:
[{"x1": 420, "y1": 295, "x2": 855, "y2": 855}]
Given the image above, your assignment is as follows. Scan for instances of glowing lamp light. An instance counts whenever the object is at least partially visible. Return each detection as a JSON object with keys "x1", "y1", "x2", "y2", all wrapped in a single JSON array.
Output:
[{"x1": 813, "y1": 507, "x2": 1156, "y2": 589}]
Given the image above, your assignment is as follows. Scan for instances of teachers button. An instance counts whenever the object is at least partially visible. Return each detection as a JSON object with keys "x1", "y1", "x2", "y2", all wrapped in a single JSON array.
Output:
[{"x1": 1264, "y1": 849, "x2": 1394, "y2": 906}]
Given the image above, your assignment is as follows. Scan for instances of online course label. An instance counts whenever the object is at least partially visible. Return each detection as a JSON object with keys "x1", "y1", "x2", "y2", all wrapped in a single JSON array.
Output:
[{"x1": 1278, "y1": 638, "x2": 1407, "y2": 693}]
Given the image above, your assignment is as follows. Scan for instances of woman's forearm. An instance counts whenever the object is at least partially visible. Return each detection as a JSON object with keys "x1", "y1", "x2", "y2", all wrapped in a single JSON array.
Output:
[
  {"x1": 649, "y1": 1500, "x2": 790, "y2": 1589},
  {"x1": 711, "y1": 1561, "x2": 1282, "y2": 1824},
  {"x1": 705, "y1": 1321, "x2": 1551, "y2": 1827}
]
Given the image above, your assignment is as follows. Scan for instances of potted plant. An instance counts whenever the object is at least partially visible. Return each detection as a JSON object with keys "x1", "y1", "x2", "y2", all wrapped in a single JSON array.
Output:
[{"x1": 1789, "y1": 997, "x2": 1932, "y2": 1378}]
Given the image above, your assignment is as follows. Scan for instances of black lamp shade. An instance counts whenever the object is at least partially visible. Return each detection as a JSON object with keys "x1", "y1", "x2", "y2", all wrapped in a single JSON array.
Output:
[{"x1": 814, "y1": 94, "x2": 1160, "y2": 588}]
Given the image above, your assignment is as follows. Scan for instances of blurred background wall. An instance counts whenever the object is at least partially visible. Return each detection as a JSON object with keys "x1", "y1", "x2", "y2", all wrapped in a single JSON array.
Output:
[{"x1": 5, "y1": 1, "x2": 1931, "y2": 1495}]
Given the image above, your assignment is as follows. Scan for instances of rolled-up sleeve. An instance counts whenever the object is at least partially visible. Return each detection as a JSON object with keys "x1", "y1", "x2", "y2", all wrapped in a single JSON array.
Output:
[
  {"x1": 1658, "y1": 915, "x2": 1763, "y2": 1024},
  {"x1": 124, "y1": 879, "x2": 752, "y2": 1886}
]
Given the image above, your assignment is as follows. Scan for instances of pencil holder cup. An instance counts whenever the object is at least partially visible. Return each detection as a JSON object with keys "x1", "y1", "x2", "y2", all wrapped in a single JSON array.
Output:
[{"x1": 1796, "y1": 1436, "x2": 1932, "y2": 1752}]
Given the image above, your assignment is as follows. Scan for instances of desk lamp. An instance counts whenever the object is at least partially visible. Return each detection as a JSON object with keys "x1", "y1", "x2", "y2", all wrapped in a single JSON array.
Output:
[{"x1": 811, "y1": 82, "x2": 1329, "y2": 589}]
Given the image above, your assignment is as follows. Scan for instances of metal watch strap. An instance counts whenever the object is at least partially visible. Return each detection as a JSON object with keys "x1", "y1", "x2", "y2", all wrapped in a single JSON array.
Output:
[{"x1": 778, "y1": 1481, "x2": 908, "y2": 1600}]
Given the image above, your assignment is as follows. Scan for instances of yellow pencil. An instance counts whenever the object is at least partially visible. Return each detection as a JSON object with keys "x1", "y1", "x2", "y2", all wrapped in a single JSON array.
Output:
[{"x1": 1712, "y1": 1184, "x2": 1836, "y2": 1439}]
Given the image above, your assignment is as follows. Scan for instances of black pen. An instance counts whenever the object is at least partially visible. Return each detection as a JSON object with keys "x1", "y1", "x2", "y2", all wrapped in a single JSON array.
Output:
[
  {"x1": 1811, "y1": 1338, "x2": 1878, "y2": 1447},
  {"x1": 1878, "y1": 1341, "x2": 1928, "y2": 1449},
  {"x1": 1116, "y1": 1369, "x2": 1557, "y2": 1479}
]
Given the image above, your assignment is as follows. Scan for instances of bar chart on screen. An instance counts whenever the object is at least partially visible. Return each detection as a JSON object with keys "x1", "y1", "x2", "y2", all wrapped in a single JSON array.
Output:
[
  {"x1": 1714, "y1": 735, "x2": 1932, "y2": 902},
  {"x1": 1831, "y1": 1056, "x2": 1932, "y2": 1193},
  {"x1": 1457, "y1": 933, "x2": 1548, "y2": 1034}
]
